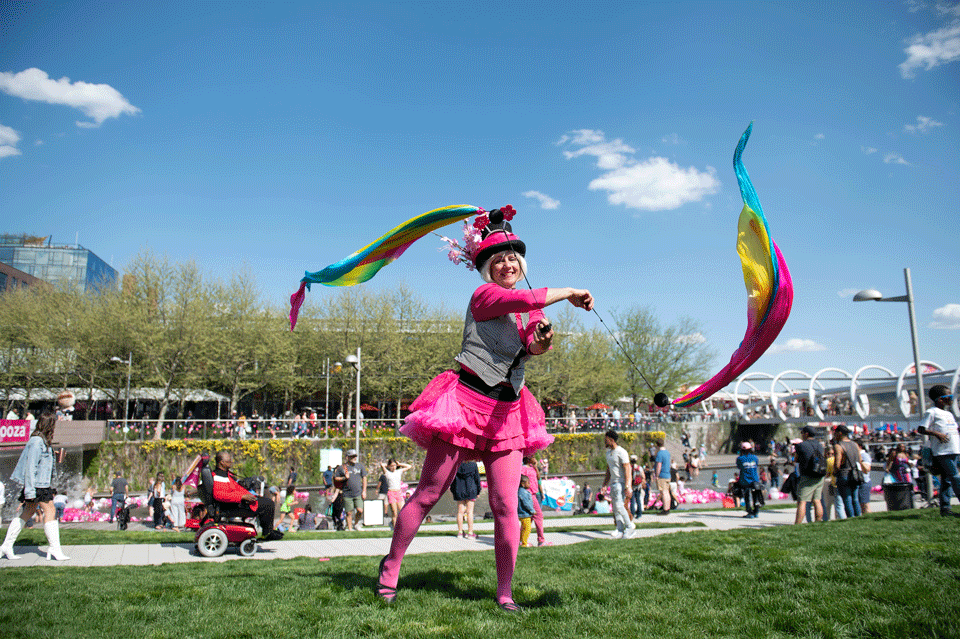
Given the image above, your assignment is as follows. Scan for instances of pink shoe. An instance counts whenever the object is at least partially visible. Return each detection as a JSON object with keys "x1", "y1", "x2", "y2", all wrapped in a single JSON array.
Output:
[
  {"x1": 466, "y1": 533, "x2": 477, "y2": 540},
  {"x1": 538, "y1": 541, "x2": 553, "y2": 547}
]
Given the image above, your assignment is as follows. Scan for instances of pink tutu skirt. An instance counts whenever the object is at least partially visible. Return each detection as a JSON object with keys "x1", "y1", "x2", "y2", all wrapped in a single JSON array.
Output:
[{"x1": 400, "y1": 370, "x2": 554, "y2": 458}]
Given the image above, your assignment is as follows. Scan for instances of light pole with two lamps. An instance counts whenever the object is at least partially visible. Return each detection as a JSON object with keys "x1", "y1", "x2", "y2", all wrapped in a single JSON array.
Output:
[
  {"x1": 345, "y1": 347, "x2": 361, "y2": 455},
  {"x1": 110, "y1": 353, "x2": 132, "y2": 423}
]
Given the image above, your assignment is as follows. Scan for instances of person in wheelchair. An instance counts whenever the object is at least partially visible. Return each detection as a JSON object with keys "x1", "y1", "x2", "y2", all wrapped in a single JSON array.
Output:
[{"x1": 212, "y1": 451, "x2": 283, "y2": 541}]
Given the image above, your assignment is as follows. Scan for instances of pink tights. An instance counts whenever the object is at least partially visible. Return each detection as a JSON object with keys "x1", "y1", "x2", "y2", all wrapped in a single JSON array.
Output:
[{"x1": 379, "y1": 438, "x2": 522, "y2": 605}]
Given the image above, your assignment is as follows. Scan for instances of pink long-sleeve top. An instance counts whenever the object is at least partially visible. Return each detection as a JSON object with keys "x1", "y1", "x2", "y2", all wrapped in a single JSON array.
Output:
[{"x1": 469, "y1": 283, "x2": 548, "y2": 350}]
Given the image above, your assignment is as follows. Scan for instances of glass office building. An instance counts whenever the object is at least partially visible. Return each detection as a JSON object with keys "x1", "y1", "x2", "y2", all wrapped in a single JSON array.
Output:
[{"x1": 0, "y1": 235, "x2": 118, "y2": 291}]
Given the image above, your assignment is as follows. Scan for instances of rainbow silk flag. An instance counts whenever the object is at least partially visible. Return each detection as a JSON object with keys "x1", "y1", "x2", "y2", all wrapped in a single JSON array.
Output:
[
  {"x1": 289, "y1": 204, "x2": 480, "y2": 329},
  {"x1": 672, "y1": 124, "x2": 793, "y2": 407}
]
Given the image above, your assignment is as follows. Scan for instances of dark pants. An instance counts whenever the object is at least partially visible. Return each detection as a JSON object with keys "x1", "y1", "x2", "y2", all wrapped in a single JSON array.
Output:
[
  {"x1": 110, "y1": 495, "x2": 124, "y2": 523},
  {"x1": 153, "y1": 499, "x2": 165, "y2": 528},
  {"x1": 741, "y1": 482, "x2": 761, "y2": 515},
  {"x1": 231, "y1": 496, "x2": 276, "y2": 534},
  {"x1": 933, "y1": 454, "x2": 960, "y2": 513}
]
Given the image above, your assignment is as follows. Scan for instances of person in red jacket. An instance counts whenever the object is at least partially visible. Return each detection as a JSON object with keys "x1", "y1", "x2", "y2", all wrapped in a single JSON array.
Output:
[{"x1": 213, "y1": 451, "x2": 283, "y2": 541}]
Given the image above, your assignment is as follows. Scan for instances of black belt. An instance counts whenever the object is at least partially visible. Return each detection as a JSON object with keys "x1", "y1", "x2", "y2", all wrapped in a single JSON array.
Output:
[{"x1": 457, "y1": 369, "x2": 519, "y2": 402}]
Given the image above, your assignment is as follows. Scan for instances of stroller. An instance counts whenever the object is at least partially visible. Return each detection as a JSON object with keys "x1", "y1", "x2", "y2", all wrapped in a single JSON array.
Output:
[{"x1": 116, "y1": 500, "x2": 132, "y2": 531}]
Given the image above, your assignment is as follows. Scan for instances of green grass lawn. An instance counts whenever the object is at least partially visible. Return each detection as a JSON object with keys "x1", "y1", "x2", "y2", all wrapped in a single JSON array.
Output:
[{"x1": 1, "y1": 509, "x2": 958, "y2": 639}]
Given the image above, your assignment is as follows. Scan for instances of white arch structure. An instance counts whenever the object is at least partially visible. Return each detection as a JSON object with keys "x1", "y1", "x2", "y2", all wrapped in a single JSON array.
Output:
[
  {"x1": 850, "y1": 365, "x2": 896, "y2": 419},
  {"x1": 724, "y1": 362, "x2": 958, "y2": 422},
  {"x1": 733, "y1": 372, "x2": 774, "y2": 418},
  {"x1": 896, "y1": 361, "x2": 943, "y2": 415},
  {"x1": 809, "y1": 368, "x2": 852, "y2": 420},
  {"x1": 770, "y1": 370, "x2": 812, "y2": 421}
]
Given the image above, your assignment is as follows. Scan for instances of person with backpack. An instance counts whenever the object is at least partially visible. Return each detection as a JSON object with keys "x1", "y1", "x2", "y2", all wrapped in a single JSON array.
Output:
[
  {"x1": 794, "y1": 425, "x2": 826, "y2": 524},
  {"x1": 832, "y1": 425, "x2": 865, "y2": 518}
]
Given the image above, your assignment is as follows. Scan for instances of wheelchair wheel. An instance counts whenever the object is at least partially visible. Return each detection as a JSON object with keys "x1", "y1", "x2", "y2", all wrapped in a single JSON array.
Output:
[
  {"x1": 238, "y1": 538, "x2": 257, "y2": 557},
  {"x1": 197, "y1": 528, "x2": 228, "y2": 557}
]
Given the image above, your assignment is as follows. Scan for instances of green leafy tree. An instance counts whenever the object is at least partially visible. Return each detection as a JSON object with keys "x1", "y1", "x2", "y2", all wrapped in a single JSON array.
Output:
[
  {"x1": 206, "y1": 272, "x2": 291, "y2": 415},
  {"x1": 610, "y1": 306, "x2": 715, "y2": 411},
  {"x1": 125, "y1": 252, "x2": 215, "y2": 438},
  {"x1": 0, "y1": 286, "x2": 63, "y2": 415},
  {"x1": 526, "y1": 306, "x2": 622, "y2": 407}
]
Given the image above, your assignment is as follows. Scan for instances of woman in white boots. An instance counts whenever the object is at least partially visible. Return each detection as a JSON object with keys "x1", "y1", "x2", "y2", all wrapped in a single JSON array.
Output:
[{"x1": 1, "y1": 412, "x2": 69, "y2": 561}]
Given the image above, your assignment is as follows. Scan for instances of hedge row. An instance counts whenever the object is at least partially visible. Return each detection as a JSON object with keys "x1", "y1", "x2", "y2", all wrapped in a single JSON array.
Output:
[{"x1": 86, "y1": 432, "x2": 669, "y2": 491}]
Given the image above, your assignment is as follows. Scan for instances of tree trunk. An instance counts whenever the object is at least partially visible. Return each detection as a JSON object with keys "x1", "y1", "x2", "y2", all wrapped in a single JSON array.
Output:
[{"x1": 155, "y1": 399, "x2": 170, "y2": 440}]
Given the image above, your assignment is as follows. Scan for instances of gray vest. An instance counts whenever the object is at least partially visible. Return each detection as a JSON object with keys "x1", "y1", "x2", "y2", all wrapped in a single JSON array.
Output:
[{"x1": 455, "y1": 307, "x2": 531, "y2": 393}]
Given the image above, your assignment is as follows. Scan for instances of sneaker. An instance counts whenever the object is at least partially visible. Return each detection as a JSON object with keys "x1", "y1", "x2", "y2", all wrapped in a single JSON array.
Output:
[
  {"x1": 627, "y1": 521, "x2": 636, "y2": 531},
  {"x1": 355, "y1": 523, "x2": 364, "y2": 531},
  {"x1": 610, "y1": 531, "x2": 624, "y2": 539},
  {"x1": 467, "y1": 533, "x2": 477, "y2": 540},
  {"x1": 457, "y1": 531, "x2": 464, "y2": 539},
  {"x1": 538, "y1": 540, "x2": 553, "y2": 547}
]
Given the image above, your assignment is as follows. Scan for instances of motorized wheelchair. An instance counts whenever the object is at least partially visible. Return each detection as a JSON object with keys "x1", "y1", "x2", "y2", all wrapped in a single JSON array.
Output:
[{"x1": 185, "y1": 456, "x2": 260, "y2": 558}]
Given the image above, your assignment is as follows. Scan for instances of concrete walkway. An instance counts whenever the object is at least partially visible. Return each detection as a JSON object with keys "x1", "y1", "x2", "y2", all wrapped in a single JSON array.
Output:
[{"x1": 0, "y1": 500, "x2": 889, "y2": 568}]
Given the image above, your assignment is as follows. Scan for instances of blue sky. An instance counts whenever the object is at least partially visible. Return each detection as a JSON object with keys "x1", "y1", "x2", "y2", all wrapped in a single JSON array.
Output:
[{"x1": 1, "y1": 0, "x2": 957, "y2": 393}]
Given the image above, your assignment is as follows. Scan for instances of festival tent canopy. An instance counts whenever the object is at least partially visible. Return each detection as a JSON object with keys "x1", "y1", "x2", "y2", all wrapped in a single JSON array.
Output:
[
  {"x1": 0, "y1": 387, "x2": 229, "y2": 402},
  {"x1": 587, "y1": 403, "x2": 611, "y2": 410}
]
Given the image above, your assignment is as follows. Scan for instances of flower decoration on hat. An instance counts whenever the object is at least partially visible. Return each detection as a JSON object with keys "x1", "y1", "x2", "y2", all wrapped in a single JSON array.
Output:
[{"x1": 439, "y1": 205, "x2": 523, "y2": 271}]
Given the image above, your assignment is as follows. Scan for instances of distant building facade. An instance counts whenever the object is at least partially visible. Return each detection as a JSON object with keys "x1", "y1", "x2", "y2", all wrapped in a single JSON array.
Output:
[
  {"x1": 0, "y1": 261, "x2": 42, "y2": 293},
  {"x1": 0, "y1": 234, "x2": 117, "y2": 291}
]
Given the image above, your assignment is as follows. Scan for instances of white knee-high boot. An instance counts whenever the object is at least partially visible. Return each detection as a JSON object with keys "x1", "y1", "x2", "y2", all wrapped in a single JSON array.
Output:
[
  {"x1": 44, "y1": 520, "x2": 69, "y2": 561},
  {"x1": 1, "y1": 517, "x2": 24, "y2": 560}
]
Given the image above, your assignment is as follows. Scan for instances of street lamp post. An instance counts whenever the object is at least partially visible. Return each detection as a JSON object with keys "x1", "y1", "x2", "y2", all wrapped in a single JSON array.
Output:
[
  {"x1": 853, "y1": 267, "x2": 926, "y2": 414},
  {"x1": 110, "y1": 353, "x2": 132, "y2": 423},
  {"x1": 854, "y1": 267, "x2": 933, "y2": 502},
  {"x1": 325, "y1": 358, "x2": 342, "y2": 438},
  {"x1": 345, "y1": 347, "x2": 361, "y2": 454}
]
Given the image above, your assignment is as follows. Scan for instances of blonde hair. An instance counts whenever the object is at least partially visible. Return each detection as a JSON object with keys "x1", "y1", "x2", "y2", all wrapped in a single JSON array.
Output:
[{"x1": 479, "y1": 251, "x2": 528, "y2": 284}]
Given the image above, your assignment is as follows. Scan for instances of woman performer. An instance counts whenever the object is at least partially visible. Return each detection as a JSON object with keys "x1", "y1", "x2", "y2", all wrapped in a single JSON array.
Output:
[
  {"x1": 375, "y1": 207, "x2": 593, "y2": 611},
  {"x1": 1, "y1": 412, "x2": 69, "y2": 561}
]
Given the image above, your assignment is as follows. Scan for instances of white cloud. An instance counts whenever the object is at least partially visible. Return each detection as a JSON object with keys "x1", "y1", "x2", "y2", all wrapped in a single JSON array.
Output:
[
  {"x1": 884, "y1": 152, "x2": 912, "y2": 165},
  {"x1": 930, "y1": 303, "x2": 960, "y2": 329},
  {"x1": 837, "y1": 288, "x2": 860, "y2": 298},
  {"x1": 904, "y1": 115, "x2": 944, "y2": 132},
  {"x1": 676, "y1": 332, "x2": 706, "y2": 345},
  {"x1": 861, "y1": 146, "x2": 878, "y2": 155},
  {"x1": 0, "y1": 123, "x2": 21, "y2": 158},
  {"x1": 522, "y1": 191, "x2": 560, "y2": 210},
  {"x1": 559, "y1": 129, "x2": 720, "y2": 212},
  {"x1": 814, "y1": 133, "x2": 825, "y2": 140},
  {"x1": 899, "y1": 20, "x2": 960, "y2": 78},
  {"x1": 0, "y1": 68, "x2": 140, "y2": 127},
  {"x1": 661, "y1": 133, "x2": 684, "y2": 145},
  {"x1": 768, "y1": 338, "x2": 827, "y2": 354}
]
